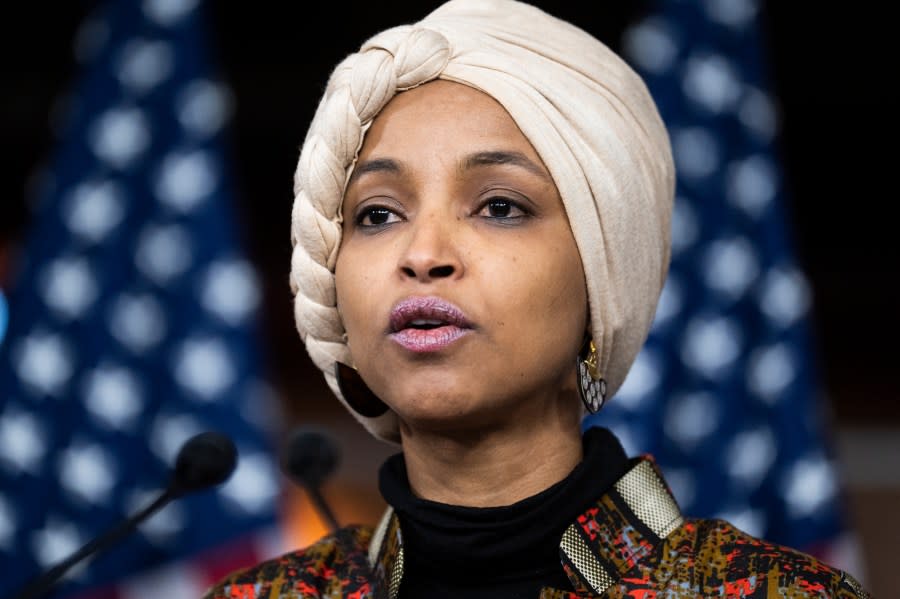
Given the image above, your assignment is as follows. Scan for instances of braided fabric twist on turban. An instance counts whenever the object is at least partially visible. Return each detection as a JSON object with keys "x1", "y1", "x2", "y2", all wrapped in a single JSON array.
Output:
[{"x1": 290, "y1": 0, "x2": 675, "y2": 443}]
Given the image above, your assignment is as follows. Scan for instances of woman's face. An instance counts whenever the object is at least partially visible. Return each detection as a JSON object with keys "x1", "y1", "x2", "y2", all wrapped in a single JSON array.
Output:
[{"x1": 335, "y1": 80, "x2": 588, "y2": 434}]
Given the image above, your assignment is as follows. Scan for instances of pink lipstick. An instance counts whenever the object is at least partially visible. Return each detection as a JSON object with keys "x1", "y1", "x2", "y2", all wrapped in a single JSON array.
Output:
[{"x1": 388, "y1": 296, "x2": 472, "y2": 353}]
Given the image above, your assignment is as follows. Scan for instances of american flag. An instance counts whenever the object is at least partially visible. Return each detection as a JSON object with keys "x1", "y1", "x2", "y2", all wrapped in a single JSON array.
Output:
[
  {"x1": 0, "y1": 0, "x2": 283, "y2": 597},
  {"x1": 585, "y1": 0, "x2": 860, "y2": 571}
]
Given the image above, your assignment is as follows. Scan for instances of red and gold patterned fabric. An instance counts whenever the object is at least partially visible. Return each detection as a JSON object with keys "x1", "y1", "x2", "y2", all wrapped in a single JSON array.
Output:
[{"x1": 203, "y1": 457, "x2": 869, "y2": 598}]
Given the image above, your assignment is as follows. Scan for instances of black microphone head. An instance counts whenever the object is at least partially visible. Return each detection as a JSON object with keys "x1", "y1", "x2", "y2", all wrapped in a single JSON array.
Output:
[
  {"x1": 171, "y1": 431, "x2": 238, "y2": 495},
  {"x1": 282, "y1": 427, "x2": 339, "y2": 489}
]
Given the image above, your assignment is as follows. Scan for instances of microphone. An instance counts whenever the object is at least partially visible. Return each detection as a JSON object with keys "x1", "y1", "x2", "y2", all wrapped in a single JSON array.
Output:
[
  {"x1": 170, "y1": 431, "x2": 238, "y2": 495},
  {"x1": 281, "y1": 427, "x2": 341, "y2": 532},
  {"x1": 12, "y1": 432, "x2": 238, "y2": 599}
]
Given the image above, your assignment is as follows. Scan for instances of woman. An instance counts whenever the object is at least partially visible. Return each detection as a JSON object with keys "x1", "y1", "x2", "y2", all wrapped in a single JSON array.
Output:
[{"x1": 207, "y1": 1, "x2": 869, "y2": 597}]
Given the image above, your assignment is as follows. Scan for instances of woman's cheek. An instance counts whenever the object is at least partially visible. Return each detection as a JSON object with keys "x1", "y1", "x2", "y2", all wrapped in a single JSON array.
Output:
[{"x1": 338, "y1": 252, "x2": 383, "y2": 351}]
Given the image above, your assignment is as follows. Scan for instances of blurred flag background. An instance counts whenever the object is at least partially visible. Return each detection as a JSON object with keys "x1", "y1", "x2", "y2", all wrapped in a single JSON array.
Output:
[
  {"x1": 585, "y1": 0, "x2": 862, "y2": 578},
  {"x1": 0, "y1": 0, "x2": 285, "y2": 597}
]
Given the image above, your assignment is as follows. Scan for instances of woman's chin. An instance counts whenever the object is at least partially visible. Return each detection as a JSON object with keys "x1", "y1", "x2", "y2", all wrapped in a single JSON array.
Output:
[{"x1": 386, "y1": 384, "x2": 505, "y2": 435}]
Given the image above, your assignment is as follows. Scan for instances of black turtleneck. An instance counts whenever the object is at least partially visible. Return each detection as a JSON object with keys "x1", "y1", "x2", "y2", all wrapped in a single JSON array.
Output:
[{"x1": 377, "y1": 427, "x2": 630, "y2": 598}]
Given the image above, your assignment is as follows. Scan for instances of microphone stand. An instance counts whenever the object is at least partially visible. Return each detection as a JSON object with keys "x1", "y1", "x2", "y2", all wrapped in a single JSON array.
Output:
[
  {"x1": 9, "y1": 431, "x2": 237, "y2": 599},
  {"x1": 12, "y1": 488, "x2": 174, "y2": 599},
  {"x1": 303, "y1": 483, "x2": 340, "y2": 533},
  {"x1": 281, "y1": 427, "x2": 342, "y2": 533}
]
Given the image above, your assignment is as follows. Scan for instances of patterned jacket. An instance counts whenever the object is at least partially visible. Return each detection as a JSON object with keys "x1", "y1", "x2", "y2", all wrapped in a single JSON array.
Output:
[{"x1": 204, "y1": 457, "x2": 870, "y2": 598}]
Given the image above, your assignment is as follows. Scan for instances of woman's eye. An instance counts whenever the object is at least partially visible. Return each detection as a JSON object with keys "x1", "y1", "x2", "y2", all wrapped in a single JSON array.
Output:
[
  {"x1": 478, "y1": 197, "x2": 528, "y2": 219},
  {"x1": 357, "y1": 206, "x2": 400, "y2": 227}
]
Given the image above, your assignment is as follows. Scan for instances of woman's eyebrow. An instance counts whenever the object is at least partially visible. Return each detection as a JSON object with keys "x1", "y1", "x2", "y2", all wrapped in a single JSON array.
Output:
[
  {"x1": 348, "y1": 158, "x2": 403, "y2": 186},
  {"x1": 461, "y1": 150, "x2": 551, "y2": 180}
]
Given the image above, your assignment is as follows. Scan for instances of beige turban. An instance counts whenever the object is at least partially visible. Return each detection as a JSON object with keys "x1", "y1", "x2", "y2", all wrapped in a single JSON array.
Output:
[{"x1": 290, "y1": 0, "x2": 675, "y2": 443}]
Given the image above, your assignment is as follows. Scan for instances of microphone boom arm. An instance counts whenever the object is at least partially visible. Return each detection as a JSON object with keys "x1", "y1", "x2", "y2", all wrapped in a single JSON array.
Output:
[
  {"x1": 11, "y1": 489, "x2": 173, "y2": 599},
  {"x1": 303, "y1": 483, "x2": 340, "y2": 533},
  {"x1": 9, "y1": 431, "x2": 237, "y2": 599}
]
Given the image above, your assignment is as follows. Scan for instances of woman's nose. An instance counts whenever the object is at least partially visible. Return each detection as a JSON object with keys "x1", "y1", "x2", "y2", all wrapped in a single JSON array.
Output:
[{"x1": 398, "y1": 213, "x2": 463, "y2": 283}]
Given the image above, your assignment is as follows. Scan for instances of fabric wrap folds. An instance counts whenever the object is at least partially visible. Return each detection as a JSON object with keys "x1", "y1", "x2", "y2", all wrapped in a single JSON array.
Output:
[{"x1": 290, "y1": 0, "x2": 675, "y2": 443}]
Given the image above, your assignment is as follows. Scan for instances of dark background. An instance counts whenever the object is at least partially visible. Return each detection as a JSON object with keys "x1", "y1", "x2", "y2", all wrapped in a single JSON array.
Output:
[{"x1": 1, "y1": 1, "x2": 897, "y2": 426}]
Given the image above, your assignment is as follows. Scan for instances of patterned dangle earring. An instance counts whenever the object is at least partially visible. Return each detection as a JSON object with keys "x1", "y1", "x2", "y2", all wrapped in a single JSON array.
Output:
[{"x1": 577, "y1": 338, "x2": 607, "y2": 414}]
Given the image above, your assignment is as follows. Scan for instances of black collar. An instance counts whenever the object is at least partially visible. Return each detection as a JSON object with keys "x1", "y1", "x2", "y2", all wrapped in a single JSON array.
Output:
[{"x1": 374, "y1": 428, "x2": 679, "y2": 597}]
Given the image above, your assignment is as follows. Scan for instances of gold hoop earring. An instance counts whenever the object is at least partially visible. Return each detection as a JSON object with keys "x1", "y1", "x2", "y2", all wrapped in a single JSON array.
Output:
[{"x1": 577, "y1": 338, "x2": 607, "y2": 414}]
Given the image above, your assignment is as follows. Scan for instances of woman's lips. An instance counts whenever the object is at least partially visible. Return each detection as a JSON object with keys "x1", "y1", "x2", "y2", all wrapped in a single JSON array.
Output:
[{"x1": 388, "y1": 296, "x2": 472, "y2": 353}]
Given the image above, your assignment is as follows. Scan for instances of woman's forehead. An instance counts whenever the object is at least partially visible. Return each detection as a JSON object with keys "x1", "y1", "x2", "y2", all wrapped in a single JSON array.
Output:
[{"x1": 358, "y1": 80, "x2": 544, "y2": 167}]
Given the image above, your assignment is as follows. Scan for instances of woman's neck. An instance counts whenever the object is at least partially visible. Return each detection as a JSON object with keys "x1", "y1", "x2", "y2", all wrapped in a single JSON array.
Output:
[{"x1": 398, "y1": 396, "x2": 583, "y2": 507}]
